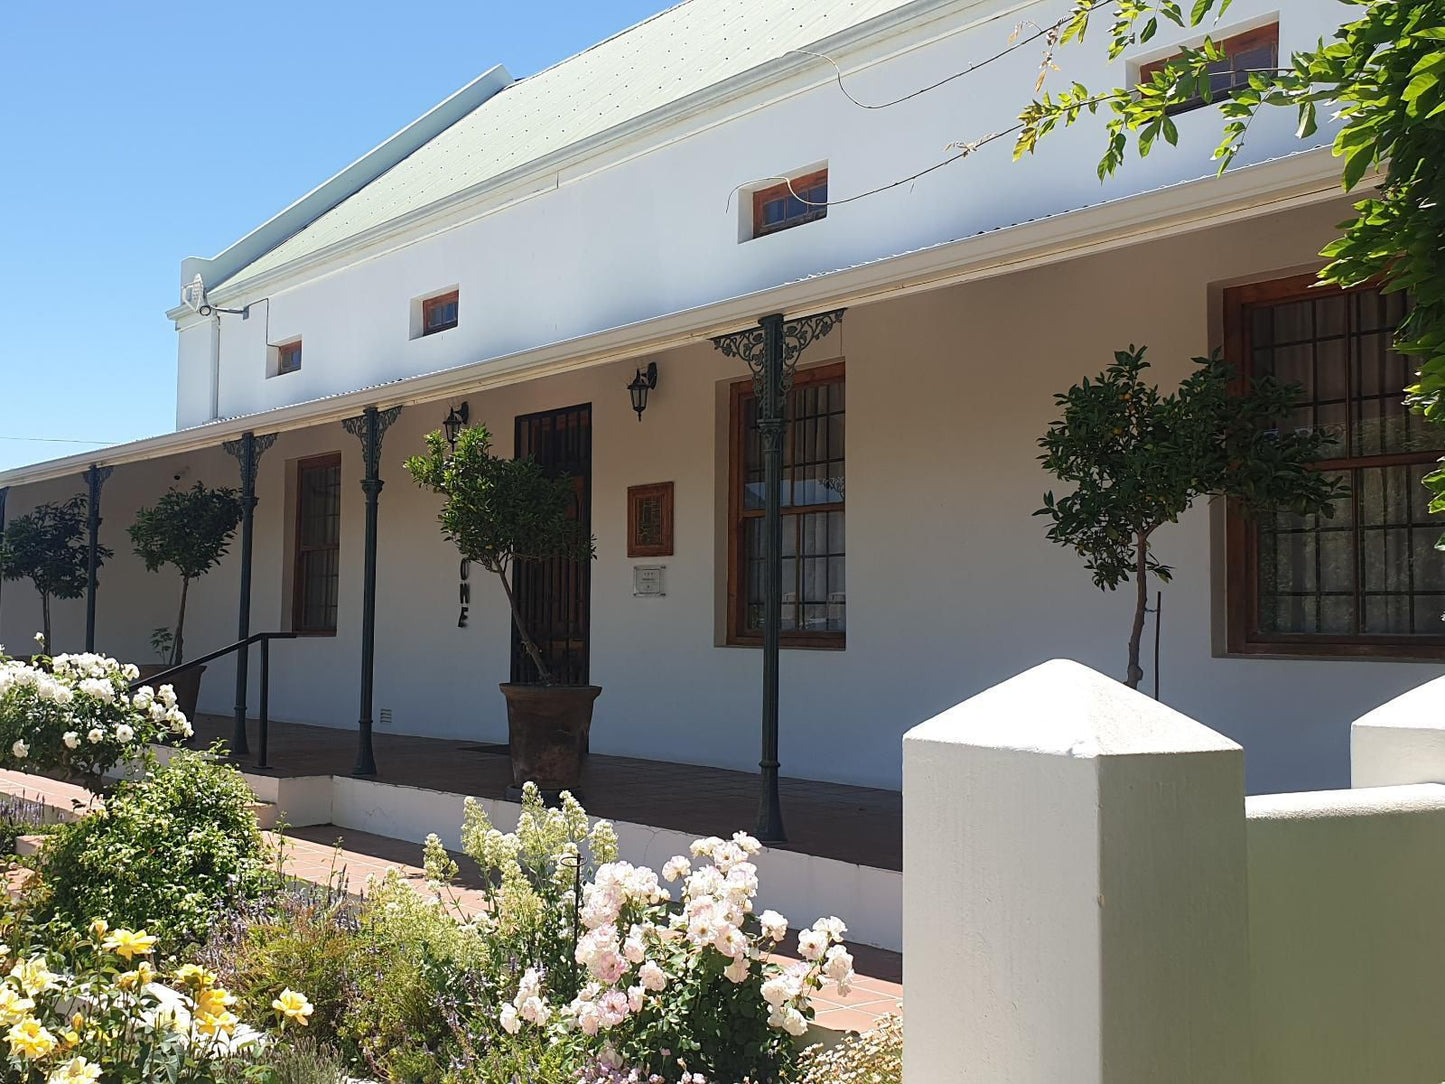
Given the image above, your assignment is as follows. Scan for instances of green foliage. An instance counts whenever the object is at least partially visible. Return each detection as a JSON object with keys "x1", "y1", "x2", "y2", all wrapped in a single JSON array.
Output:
[
  {"x1": 129, "y1": 483, "x2": 243, "y2": 665},
  {"x1": 34, "y1": 750, "x2": 274, "y2": 949},
  {"x1": 1038, "y1": 346, "x2": 1342, "y2": 685},
  {"x1": 205, "y1": 867, "x2": 491, "y2": 1084},
  {"x1": 788, "y1": 1013, "x2": 902, "y2": 1084},
  {"x1": 219, "y1": 1039, "x2": 351, "y2": 1084},
  {"x1": 1018, "y1": 0, "x2": 1445, "y2": 525},
  {"x1": 129, "y1": 483, "x2": 243, "y2": 582},
  {"x1": 405, "y1": 424, "x2": 595, "y2": 683},
  {"x1": 0, "y1": 496, "x2": 109, "y2": 650}
]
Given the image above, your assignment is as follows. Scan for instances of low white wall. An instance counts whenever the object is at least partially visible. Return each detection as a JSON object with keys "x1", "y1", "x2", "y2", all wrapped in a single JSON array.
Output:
[
  {"x1": 327, "y1": 775, "x2": 903, "y2": 950},
  {"x1": 902, "y1": 662, "x2": 1445, "y2": 1082},
  {"x1": 1246, "y1": 784, "x2": 1445, "y2": 1083}
]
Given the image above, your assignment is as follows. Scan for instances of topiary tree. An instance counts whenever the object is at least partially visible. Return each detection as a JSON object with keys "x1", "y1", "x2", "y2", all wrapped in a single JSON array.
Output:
[
  {"x1": 128, "y1": 482, "x2": 243, "y2": 666},
  {"x1": 1037, "y1": 345, "x2": 1345, "y2": 690},
  {"x1": 405, "y1": 423, "x2": 595, "y2": 685},
  {"x1": 0, "y1": 495, "x2": 108, "y2": 653}
]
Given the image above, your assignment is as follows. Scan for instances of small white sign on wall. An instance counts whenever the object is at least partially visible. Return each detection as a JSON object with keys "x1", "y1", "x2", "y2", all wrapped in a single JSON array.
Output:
[{"x1": 633, "y1": 565, "x2": 666, "y2": 598}]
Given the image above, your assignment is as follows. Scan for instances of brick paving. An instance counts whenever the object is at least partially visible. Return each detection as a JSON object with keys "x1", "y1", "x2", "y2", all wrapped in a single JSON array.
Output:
[{"x1": 0, "y1": 770, "x2": 902, "y2": 1034}]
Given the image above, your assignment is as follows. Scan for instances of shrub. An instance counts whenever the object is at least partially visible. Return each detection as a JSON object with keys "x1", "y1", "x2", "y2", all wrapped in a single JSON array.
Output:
[
  {"x1": 0, "y1": 496, "x2": 108, "y2": 653},
  {"x1": 32, "y1": 750, "x2": 273, "y2": 948},
  {"x1": 0, "y1": 652, "x2": 193, "y2": 791},
  {"x1": 789, "y1": 1013, "x2": 902, "y2": 1084},
  {"x1": 421, "y1": 783, "x2": 856, "y2": 1084}
]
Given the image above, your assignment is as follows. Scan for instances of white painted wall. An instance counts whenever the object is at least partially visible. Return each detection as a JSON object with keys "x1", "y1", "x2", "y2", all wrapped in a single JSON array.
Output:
[
  {"x1": 900, "y1": 663, "x2": 1445, "y2": 1082},
  {"x1": 176, "y1": 0, "x2": 1343, "y2": 427},
  {"x1": 9, "y1": 199, "x2": 1445, "y2": 797},
  {"x1": 1245, "y1": 783, "x2": 1445, "y2": 1083}
]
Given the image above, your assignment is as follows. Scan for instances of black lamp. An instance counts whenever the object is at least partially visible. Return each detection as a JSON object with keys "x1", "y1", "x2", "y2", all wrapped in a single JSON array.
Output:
[
  {"x1": 627, "y1": 362, "x2": 658, "y2": 421},
  {"x1": 442, "y1": 401, "x2": 470, "y2": 451}
]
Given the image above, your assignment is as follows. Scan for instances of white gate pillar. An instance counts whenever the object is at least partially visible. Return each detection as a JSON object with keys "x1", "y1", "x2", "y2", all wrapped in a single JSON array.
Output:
[{"x1": 902, "y1": 659, "x2": 1251, "y2": 1083}]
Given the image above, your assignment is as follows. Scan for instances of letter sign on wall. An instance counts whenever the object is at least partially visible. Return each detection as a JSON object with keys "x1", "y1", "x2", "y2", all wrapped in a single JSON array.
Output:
[{"x1": 458, "y1": 559, "x2": 470, "y2": 628}]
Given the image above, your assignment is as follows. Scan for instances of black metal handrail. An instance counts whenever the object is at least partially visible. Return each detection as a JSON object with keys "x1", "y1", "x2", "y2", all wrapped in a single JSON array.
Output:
[{"x1": 128, "y1": 632, "x2": 297, "y2": 770}]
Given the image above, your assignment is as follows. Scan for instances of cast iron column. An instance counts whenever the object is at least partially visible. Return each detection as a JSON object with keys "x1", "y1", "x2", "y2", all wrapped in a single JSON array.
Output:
[
  {"x1": 223, "y1": 432, "x2": 276, "y2": 756},
  {"x1": 713, "y1": 308, "x2": 843, "y2": 842},
  {"x1": 343, "y1": 405, "x2": 401, "y2": 777},
  {"x1": 83, "y1": 465, "x2": 112, "y2": 652}
]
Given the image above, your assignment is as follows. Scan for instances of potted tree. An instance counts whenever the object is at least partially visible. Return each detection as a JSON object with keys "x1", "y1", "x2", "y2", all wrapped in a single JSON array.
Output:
[
  {"x1": 0, "y1": 496, "x2": 106, "y2": 656},
  {"x1": 1037, "y1": 346, "x2": 1345, "y2": 690},
  {"x1": 128, "y1": 482, "x2": 243, "y2": 720},
  {"x1": 406, "y1": 422, "x2": 597, "y2": 796}
]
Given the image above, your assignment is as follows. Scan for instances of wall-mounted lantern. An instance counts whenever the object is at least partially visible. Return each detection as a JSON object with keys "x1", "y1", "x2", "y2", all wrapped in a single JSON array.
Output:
[
  {"x1": 627, "y1": 362, "x2": 659, "y2": 421},
  {"x1": 443, "y1": 401, "x2": 470, "y2": 451}
]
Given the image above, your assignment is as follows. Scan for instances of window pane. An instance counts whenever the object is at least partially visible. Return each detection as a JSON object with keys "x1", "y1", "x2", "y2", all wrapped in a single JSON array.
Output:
[{"x1": 737, "y1": 374, "x2": 844, "y2": 637}]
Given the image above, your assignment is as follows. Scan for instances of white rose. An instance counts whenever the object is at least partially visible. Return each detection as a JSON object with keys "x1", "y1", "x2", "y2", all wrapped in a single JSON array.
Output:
[
  {"x1": 121, "y1": 664, "x2": 139, "y2": 681},
  {"x1": 759, "y1": 910, "x2": 788, "y2": 942},
  {"x1": 114, "y1": 724, "x2": 134, "y2": 744},
  {"x1": 10, "y1": 741, "x2": 27, "y2": 760},
  {"x1": 62, "y1": 732, "x2": 80, "y2": 750},
  {"x1": 499, "y1": 1003, "x2": 520, "y2": 1035},
  {"x1": 32, "y1": 633, "x2": 44, "y2": 645},
  {"x1": 86, "y1": 728, "x2": 105, "y2": 745}
]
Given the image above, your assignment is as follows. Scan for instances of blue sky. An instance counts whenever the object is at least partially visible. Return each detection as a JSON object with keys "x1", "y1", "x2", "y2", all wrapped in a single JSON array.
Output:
[{"x1": 0, "y1": 0, "x2": 664, "y2": 473}]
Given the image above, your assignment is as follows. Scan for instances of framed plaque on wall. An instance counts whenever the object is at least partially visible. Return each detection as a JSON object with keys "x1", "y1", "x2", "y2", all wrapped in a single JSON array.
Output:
[{"x1": 627, "y1": 482, "x2": 674, "y2": 558}]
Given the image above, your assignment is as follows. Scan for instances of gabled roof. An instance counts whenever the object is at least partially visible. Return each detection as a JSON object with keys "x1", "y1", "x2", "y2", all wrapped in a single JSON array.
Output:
[{"x1": 205, "y1": 0, "x2": 927, "y2": 292}]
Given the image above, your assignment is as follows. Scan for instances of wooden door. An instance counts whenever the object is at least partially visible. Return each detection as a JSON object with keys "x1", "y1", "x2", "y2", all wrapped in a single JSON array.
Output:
[{"x1": 511, "y1": 404, "x2": 592, "y2": 685}]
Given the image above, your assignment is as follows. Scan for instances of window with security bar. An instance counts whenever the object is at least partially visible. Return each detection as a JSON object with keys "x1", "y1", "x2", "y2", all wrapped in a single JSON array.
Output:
[
  {"x1": 728, "y1": 362, "x2": 845, "y2": 647},
  {"x1": 1225, "y1": 276, "x2": 1445, "y2": 657},
  {"x1": 292, "y1": 454, "x2": 341, "y2": 635}
]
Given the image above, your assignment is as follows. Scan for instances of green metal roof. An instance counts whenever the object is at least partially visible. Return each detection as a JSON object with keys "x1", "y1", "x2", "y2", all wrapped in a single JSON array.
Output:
[{"x1": 215, "y1": 0, "x2": 927, "y2": 289}]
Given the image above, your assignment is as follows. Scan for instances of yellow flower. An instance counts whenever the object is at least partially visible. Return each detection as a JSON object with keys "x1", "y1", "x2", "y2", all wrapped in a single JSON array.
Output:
[
  {"x1": 9, "y1": 958, "x2": 58, "y2": 997},
  {"x1": 271, "y1": 988, "x2": 313, "y2": 1026},
  {"x1": 87, "y1": 919, "x2": 107, "y2": 941},
  {"x1": 69, "y1": 1014, "x2": 83, "y2": 1033},
  {"x1": 46, "y1": 1055, "x2": 100, "y2": 1084},
  {"x1": 194, "y1": 1010, "x2": 237, "y2": 1038},
  {"x1": 173, "y1": 964, "x2": 216, "y2": 988},
  {"x1": 0, "y1": 987, "x2": 35, "y2": 1024},
  {"x1": 7, "y1": 1016, "x2": 58, "y2": 1059},
  {"x1": 195, "y1": 987, "x2": 235, "y2": 1018},
  {"x1": 116, "y1": 962, "x2": 156, "y2": 990},
  {"x1": 100, "y1": 929, "x2": 156, "y2": 961}
]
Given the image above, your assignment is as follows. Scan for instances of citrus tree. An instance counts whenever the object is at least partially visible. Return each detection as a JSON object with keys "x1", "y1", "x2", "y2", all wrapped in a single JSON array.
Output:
[
  {"x1": 405, "y1": 423, "x2": 594, "y2": 685},
  {"x1": 0, "y1": 496, "x2": 107, "y2": 653},
  {"x1": 128, "y1": 482, "x2": 243, "y2": 666},
  {"x1": 1038, "y1": 346, "x2": 1344, "y2": 689}
]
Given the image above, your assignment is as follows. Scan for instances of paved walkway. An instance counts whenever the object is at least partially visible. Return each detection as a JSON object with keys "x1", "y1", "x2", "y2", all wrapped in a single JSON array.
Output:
[
  {"x1": 0, "y1": 770, "x2": 902, "y2": 1034},
  {"x1": 191, "y1": 715, "x2": 903, "y2": 871}
]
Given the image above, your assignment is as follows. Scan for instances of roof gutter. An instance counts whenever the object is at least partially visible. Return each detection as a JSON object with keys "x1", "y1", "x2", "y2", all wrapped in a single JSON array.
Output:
[{"x1": 16, "y1": 149, "x2": 1345, "y2": 491}]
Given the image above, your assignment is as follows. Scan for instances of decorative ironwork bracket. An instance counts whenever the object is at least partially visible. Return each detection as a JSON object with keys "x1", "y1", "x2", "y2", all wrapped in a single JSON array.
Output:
[
  {"x1": 223, "y1": 433, "x2": 277, "y2": 495},
  {"x1": 711, "y1": 308, "x2": 845, "y2": 399},
  {"x1": 343, "y1": 406, "x2": 402, "y2": 480}
]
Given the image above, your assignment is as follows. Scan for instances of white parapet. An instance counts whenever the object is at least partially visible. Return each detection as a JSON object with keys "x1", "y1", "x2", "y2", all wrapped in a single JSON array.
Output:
[
  {"x1": 902, "y1": 659, "x2": 1251, "y2": 1084},
  {"x1": 1351, "y1": 674, "x2": 1445, "y2": 788}
]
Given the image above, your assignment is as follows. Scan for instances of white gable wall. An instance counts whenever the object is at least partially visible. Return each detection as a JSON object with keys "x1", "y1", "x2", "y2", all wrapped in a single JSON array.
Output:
[{"x1": 177, "y1": 0, "x2": 1336, "y2": 428}]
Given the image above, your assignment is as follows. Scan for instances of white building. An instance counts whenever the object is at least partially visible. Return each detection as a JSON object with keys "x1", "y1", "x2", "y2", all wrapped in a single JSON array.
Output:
[{"x1": 1, "y1": 0, "x2": 1438, "y2": 799}]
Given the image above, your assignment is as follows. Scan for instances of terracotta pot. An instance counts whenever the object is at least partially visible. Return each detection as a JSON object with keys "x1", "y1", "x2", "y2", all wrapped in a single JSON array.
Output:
[
  {"x1": 499, "y1": 683, "x2": 601, "y2": 797},
  {"x1": 136, "y1": 663, "x2": 206, "y2": 724}
]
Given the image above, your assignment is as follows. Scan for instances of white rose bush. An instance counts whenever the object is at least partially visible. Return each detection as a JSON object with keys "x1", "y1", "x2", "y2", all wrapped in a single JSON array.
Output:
[
  {"x1": 0, "y1": 646, "x2": 191, "y2": 790},
  {"x1": 423, "y1": 783, "x2": 855, "y2": 1083}
]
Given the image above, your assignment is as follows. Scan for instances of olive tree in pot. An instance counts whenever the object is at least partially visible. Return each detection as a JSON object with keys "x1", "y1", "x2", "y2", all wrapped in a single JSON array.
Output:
[
  {"x1": 406, "y1": 422, "x2": 597, "y2": 796},
  {"x1": 128, "y1": 482, "x2": 243, "y2": 721},
  {"x1": 1037, "y1": 346, "x2": 1345, "y2": 691},
  {"x1": 0, "y1": 496, "x2": 107, "y2": 656}
]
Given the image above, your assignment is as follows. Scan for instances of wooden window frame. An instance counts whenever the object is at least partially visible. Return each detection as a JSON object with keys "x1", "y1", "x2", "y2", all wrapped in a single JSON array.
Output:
[
  {"x1": 422, "y1": 290, "x2": 459, "y2": 336},
  {"x1": 727, "y1": 361, "x2": 845, "y2": 649},
  {"x1": 1139, "y1": 22, "x2": 1279, "y2": 114},
  {"x1": 751, "y1": 169, "x2": 828, "y2": 239},
  {"x1": 1224, "y1": 274, "x2": 1445, "y2": 660},
  {"x1": 292, "y1": 453, "x2": 341, "y2": 636},
  {"x1": 627, "y1": 482, "x2": 674, "y2": 558},
  {"x1": 276, "y1": 339, "x2": 302, "y2": 376}
]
